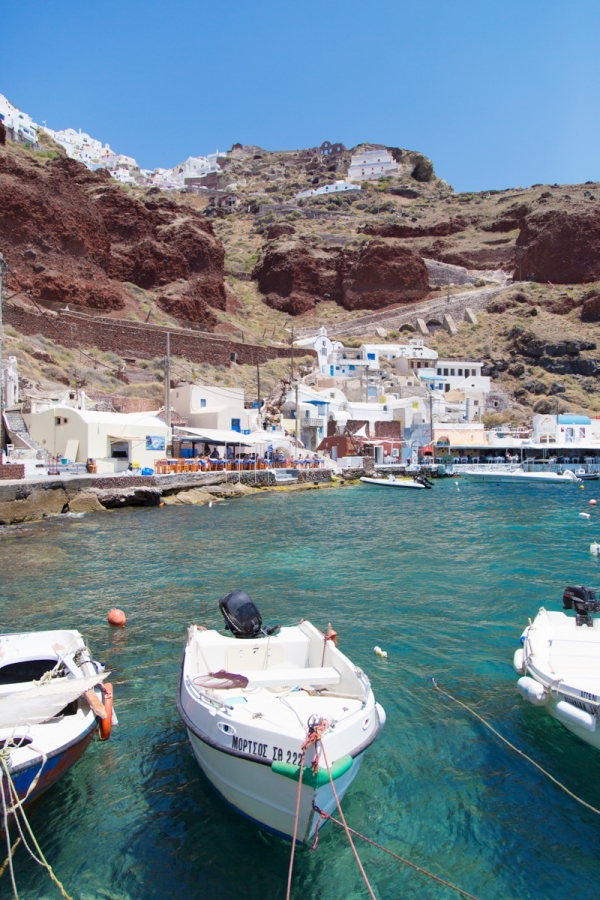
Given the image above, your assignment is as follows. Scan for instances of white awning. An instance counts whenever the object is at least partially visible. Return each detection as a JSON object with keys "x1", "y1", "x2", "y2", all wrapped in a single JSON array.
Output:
[{"x1": 175, "y1": 427, "x2": 253, "y2": 444}]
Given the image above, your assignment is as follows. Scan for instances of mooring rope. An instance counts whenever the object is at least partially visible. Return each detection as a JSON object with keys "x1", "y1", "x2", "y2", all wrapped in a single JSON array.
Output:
[
  {"x1": 319, "y1": 739, "x2": 377, "y2": 900},
  {"x1": 432, "y1": 678, "x2": 600, "y2": 817},
  {"x1": 0, "y1": 752, "x2": 74, "y2": 900},
  {"x1": 313, "y1": 805, "x2": 481, "y2": 900},
  {"x1": 285, "y1": 747, "x2": 307, "y2": 900}
]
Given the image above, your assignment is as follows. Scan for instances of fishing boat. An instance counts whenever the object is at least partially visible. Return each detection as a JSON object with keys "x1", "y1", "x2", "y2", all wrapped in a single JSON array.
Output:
[
  {"x1": 514, "y1": 586, "x2": 600, "y2": 751},
  {"x1": 0, "y1": 629, "x2": 113, "y2": 808},
  {"x1": 177, "y1": 591, "x2": 385, "y2": 843},
  {"x1": 575, "y1": 468, "x2": 600, "y2": 481},
  {"x1": 463, "y1": 466, "x2": 580, "y2": 485},
  {"x1": 360, "y1": 474, "x2": 429, "y2": 489}
]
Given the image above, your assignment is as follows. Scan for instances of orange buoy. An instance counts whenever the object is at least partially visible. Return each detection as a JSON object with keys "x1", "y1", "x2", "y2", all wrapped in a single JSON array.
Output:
[
  {"x1": 590, "y1": 499, "x2": 597, "y2": 506},
  {"x1": 99, "y1": 683, "x2": 113, "y2": 741},
  {"x1": 108, "y1": 608, "x2": 126, "y2": 627}
]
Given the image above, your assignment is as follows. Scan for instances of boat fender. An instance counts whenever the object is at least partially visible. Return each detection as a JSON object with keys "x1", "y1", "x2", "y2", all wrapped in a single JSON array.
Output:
[
  {"x1": 580, "y1": 513, "x2": 591, "y2": 520},
  {"x1": 517, "y1": 676, "x2": 548, "y2": 706},
  {"x1": 375, "y1": 702, "x2": 387, "y2": 728},
  {"x1": 99, "y1": 683, "x2": 113, "y2": 741},
  {"x1": 555, "y1": 700, "x2": 597, "y2": 733},
  {"x1": 513, "y1": 648, "x2": 526, "y2": 675}
]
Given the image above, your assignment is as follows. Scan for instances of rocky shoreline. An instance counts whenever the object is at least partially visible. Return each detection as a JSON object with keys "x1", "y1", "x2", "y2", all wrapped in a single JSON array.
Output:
[{"x1": 0, "y1": 468, "x2": 357, "y2": 528}]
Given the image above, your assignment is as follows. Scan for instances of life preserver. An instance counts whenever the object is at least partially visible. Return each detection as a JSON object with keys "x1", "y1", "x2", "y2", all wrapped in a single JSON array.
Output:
[{"x1": 99, "y1": 683, "x2": 113, "y2": 741}]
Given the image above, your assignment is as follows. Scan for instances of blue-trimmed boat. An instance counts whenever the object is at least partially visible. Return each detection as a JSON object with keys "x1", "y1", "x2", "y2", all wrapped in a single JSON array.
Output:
[{"x1": 0, "y1": 629, "x2": 111, "y2": 809}]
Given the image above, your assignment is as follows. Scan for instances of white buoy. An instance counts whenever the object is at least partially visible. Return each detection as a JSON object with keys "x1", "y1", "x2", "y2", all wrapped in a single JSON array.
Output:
[
  {"x1": 580, "y1": 512, "x2": 592, "y2": 520},
  {"x1": 374, "y1": 646, "x2": 388, "y2": 658},
  {"x1": 208, "y1": 501, "x2": 213, "y2": 508},
  {"x1": 590, "y1": 542, "x2": 600, "y2": 556}
]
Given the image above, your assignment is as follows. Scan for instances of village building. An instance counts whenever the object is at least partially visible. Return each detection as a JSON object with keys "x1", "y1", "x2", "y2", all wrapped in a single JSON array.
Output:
[
  {"x1": 169, "y1": 384, "x2": 259, "y2": 434},
  {"x1": 22, "y1": 406, "x2": 169, "y2": 473},
  {"x1": 296, "y1": 180, "x2": 361, "y2": 200},
  {"x1": 0, "y1": 94, "x2": 39, "y2": 145},
  {"x1": 347, "y1": 149, "x2": 398, "y2": 182}
]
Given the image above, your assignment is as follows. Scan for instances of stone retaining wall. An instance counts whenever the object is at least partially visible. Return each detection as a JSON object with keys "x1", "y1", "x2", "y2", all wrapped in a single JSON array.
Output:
[
  {"x1": 0, "y1": 464, "x2": 24, "y2": 480},
  {"x1": 5, "y1": 303, "x2": 314, "y2": 367}
]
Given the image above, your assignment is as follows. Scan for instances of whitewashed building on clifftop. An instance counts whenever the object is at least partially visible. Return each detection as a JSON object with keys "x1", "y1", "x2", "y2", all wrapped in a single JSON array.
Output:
[{"x1": 347, "y1": 149, "x2": 398, "y2": 182}]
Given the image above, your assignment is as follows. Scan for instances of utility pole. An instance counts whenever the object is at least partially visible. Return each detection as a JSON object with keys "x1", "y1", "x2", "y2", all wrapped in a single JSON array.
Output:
[
  {"x1": 256, "y1": 359, "x2": 261, "y2": 426},
  {"x1": 290, "y1": 325, "x2": 294, "y2": 384},
  {"x1": 164, "y1": 332, "x2": 171, "y2": 429},
  {"x1": 429, "y1": 389, "x2": 434, "y2": 445},
  {"x1": 295, "y1": 381, "x2": 300, "y2": 460}
]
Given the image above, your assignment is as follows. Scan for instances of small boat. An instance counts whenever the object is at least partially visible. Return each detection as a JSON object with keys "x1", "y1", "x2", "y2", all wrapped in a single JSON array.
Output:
[
  {"x1": 0, "y1": 629, "x2": 112, "y2": 808},
  {"x1": 575, "y1": 468, "x2": 600, "y2": 481},
  {"x1": 177, "y1": 591, "x2": 385, "y2": 843},
  {"x1": 514, "y1": 586, "x2": 600, "y2": 751},
  {"x1": 463, "y1": 466, "x2": 580, "y2": 485},
  {"x1": 360, "y1": 475, "x2": 427, "y2": 489}
]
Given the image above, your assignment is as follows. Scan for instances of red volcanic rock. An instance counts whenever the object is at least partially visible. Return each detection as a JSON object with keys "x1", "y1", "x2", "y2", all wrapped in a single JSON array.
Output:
[
  {"x1": 109, "y1": 238, "x2": 188, "y2": 289},
  {"x1": 32, "y1": 271, "x2": 126, "y2": 310},
  {"x1": 160, "y1": 220, "x2": 226, "y2": 310},
  {"x1": 266, "y1": 223, "x2": 296, "y2": 240},
  {"x1": 156, "y1": 283, "x2": 218, "y2": 329},
  {"x1": 253, "y1": 237, "x2": 428, "y2": 315},
  {"x1": 341, "y1": 239, "x2": 429, "y2": 310},
  {"x1": 360, "y1": 217, "x2": 469, "y2": 239},
  {"x1": 0, "y1": 149, "x2": 226, "y2": 323},
  {"x1": 517, "y1": 207, "x2": 600, "y2": 284},
  {"x1": 253, "y1": 239, "x2": 343, "y2": 314},
  {"x1": 580, "y1": 291, "x2": 600, "y2": 322}
]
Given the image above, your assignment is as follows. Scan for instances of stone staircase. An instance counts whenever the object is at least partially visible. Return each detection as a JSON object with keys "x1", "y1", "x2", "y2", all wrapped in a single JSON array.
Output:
[{"x1": 3, "y1": 411, "x2": 46, "y2": 455}]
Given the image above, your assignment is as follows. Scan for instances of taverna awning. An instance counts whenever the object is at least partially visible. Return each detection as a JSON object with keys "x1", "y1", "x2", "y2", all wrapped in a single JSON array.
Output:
[{"x1": 175, "y1": 427, "x2": 253, "y2": 444}]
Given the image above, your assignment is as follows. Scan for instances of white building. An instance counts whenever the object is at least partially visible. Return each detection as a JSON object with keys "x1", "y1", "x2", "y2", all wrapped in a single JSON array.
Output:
[
  {"x1": 23, "y1": 406, "x2": 169, "y2": 473},
  {"x1": 170, "y1": 384, "x2": 259, "y2": 434},
  {"x1": 152, "y1": 152, "x2": 223, "y2": 190},
  {"x1": 296, "y1": 180, "x2": 361, "y2": 200},
  {"x1": 347, "y1": 149, "x2": 398, "y2": 182},
  {"x1": 0, "y1": 94, "x2": 39, "y2": 144}
]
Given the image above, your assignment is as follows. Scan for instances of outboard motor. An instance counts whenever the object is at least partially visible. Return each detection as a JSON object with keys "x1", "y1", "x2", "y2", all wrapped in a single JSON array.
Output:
[
  {"x1": 219, "y1": 590, "x2": 279, "y2": 639},
  {"x1": 563, "y1": 585, "x2": 600, "y2": 626}
]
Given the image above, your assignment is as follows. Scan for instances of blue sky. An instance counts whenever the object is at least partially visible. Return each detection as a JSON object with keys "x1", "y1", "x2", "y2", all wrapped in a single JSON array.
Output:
[{"x1": 3, "y1": 0, "x2": 599, "y2": 192}]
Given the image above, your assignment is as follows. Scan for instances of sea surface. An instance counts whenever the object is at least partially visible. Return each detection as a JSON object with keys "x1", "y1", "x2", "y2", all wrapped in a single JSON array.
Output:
[{"x1": 3, "y1": 480, "x2": 600, "y2": 900}]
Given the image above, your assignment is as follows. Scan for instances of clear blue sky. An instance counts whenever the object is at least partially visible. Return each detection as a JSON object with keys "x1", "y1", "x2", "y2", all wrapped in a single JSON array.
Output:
[{"x1": 3, "y1": 0, "x2": 599, "y2": 192}]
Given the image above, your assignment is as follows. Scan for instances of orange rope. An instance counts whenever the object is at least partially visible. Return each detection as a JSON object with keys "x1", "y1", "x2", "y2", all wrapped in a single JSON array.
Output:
[
  {"x1": 313, "y1": 806, "x2": 481, "y2": 900},
  {"x1": 319, "y1": 740, "x2": 377, "y2": 900}
]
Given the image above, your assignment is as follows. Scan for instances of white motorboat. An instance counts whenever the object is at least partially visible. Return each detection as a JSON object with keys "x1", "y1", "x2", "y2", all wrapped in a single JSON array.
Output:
[
  {"x1": 177, "y1": 591, "x2": 385, "y2": 843},
  {"x1": 360, "y1": 475, "x2": 427, "y2": 489},
  {"x1": 514, "y1": 586, "x2": 600, "y2": 751},
  {"x1": 463, "y1": 466, "x2": 580, "y2": 484},
  {"x1": 0, "y1": 629, "x2": 113, "y2": 807}
]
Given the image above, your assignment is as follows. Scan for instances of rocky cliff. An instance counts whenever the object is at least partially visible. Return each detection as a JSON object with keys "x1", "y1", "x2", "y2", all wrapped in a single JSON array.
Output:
[{"x1": 0, "y1": 149, "x2": 226, "y2": 327}]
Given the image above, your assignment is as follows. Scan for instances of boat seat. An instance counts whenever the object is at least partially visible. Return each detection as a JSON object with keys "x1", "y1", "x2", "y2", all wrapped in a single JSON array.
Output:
[{"x1": 236, "y1": 666, "x2": 341, "y2": 689}]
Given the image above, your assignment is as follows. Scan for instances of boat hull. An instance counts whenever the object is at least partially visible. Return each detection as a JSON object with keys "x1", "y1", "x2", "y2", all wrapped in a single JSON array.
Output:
[
  {"x1": 9, "y1": 718, "x2": 98, "y2": 808},
  {"x1": 465, "y1": 471, "x2": 577, "y2": 484},
  {"x1": 360, "y1": 477, "x2": 424, "y2": 489},
  {"x1": 187, "y1": 729, "x2": 364, "y2": 843}
]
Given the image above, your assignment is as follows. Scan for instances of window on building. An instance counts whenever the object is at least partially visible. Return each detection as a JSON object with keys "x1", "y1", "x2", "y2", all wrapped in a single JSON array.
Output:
[
  {"x1": 231, "y1": 418, "x2": 241, "y2": 432},
  {"x1": 474, "y1": 400, "x2": 479, "y2": 406},
  {"x1": 367, "y1": 353, "x2": 376, "y2": 360},
  {"x1": 200, "y1": 399, "x2": 206, "y2": 408},
  {"x1": 579, "y1": 427, "x2": 586, "y2": 439},
  {"x1": 458, "y1": 369, "x2": 463, "y2": 376},
  {"x1": 437, "y1": 368, "x2": 442, "y2": 375},
  {"x1": 443, "y1": 368, "x2": 449, "y2": 376},
  {"x1": 450, "y1": 369, "x2": 455, "y2": 376},
  {"x1": 54, "y1": 416, "x2": 68, "y2": 426}
]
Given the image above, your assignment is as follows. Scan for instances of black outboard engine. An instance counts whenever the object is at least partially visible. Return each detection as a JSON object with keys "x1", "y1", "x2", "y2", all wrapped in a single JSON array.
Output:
[
  {"x1": 219, "y1": 590, "x2": 279, "y2": 639},
  {"x1": 563, "y1": 585, "x2": 600, "y2": 627}
]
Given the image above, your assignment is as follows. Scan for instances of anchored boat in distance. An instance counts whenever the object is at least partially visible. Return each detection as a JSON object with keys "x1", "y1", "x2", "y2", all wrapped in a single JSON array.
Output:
[{"x1": 177, "y1": 591, "x2": 385, "y2": 843}]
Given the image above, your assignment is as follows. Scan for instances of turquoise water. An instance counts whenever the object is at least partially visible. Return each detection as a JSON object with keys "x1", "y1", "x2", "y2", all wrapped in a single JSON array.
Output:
[{"x1": 2, "y1": 481, "x2": 600, "y2": 899}]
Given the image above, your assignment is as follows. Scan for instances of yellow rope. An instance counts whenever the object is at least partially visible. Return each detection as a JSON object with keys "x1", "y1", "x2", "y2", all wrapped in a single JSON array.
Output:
[
  {"x1": 0, "y1": 838, "x2": 21, "y2": 879},
  {"x1": 432, "y1": 679, "x2": 600, "y2": 817},
  {"x1": 0, "y1": 756, "x2": 74, "y2": 900}
]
